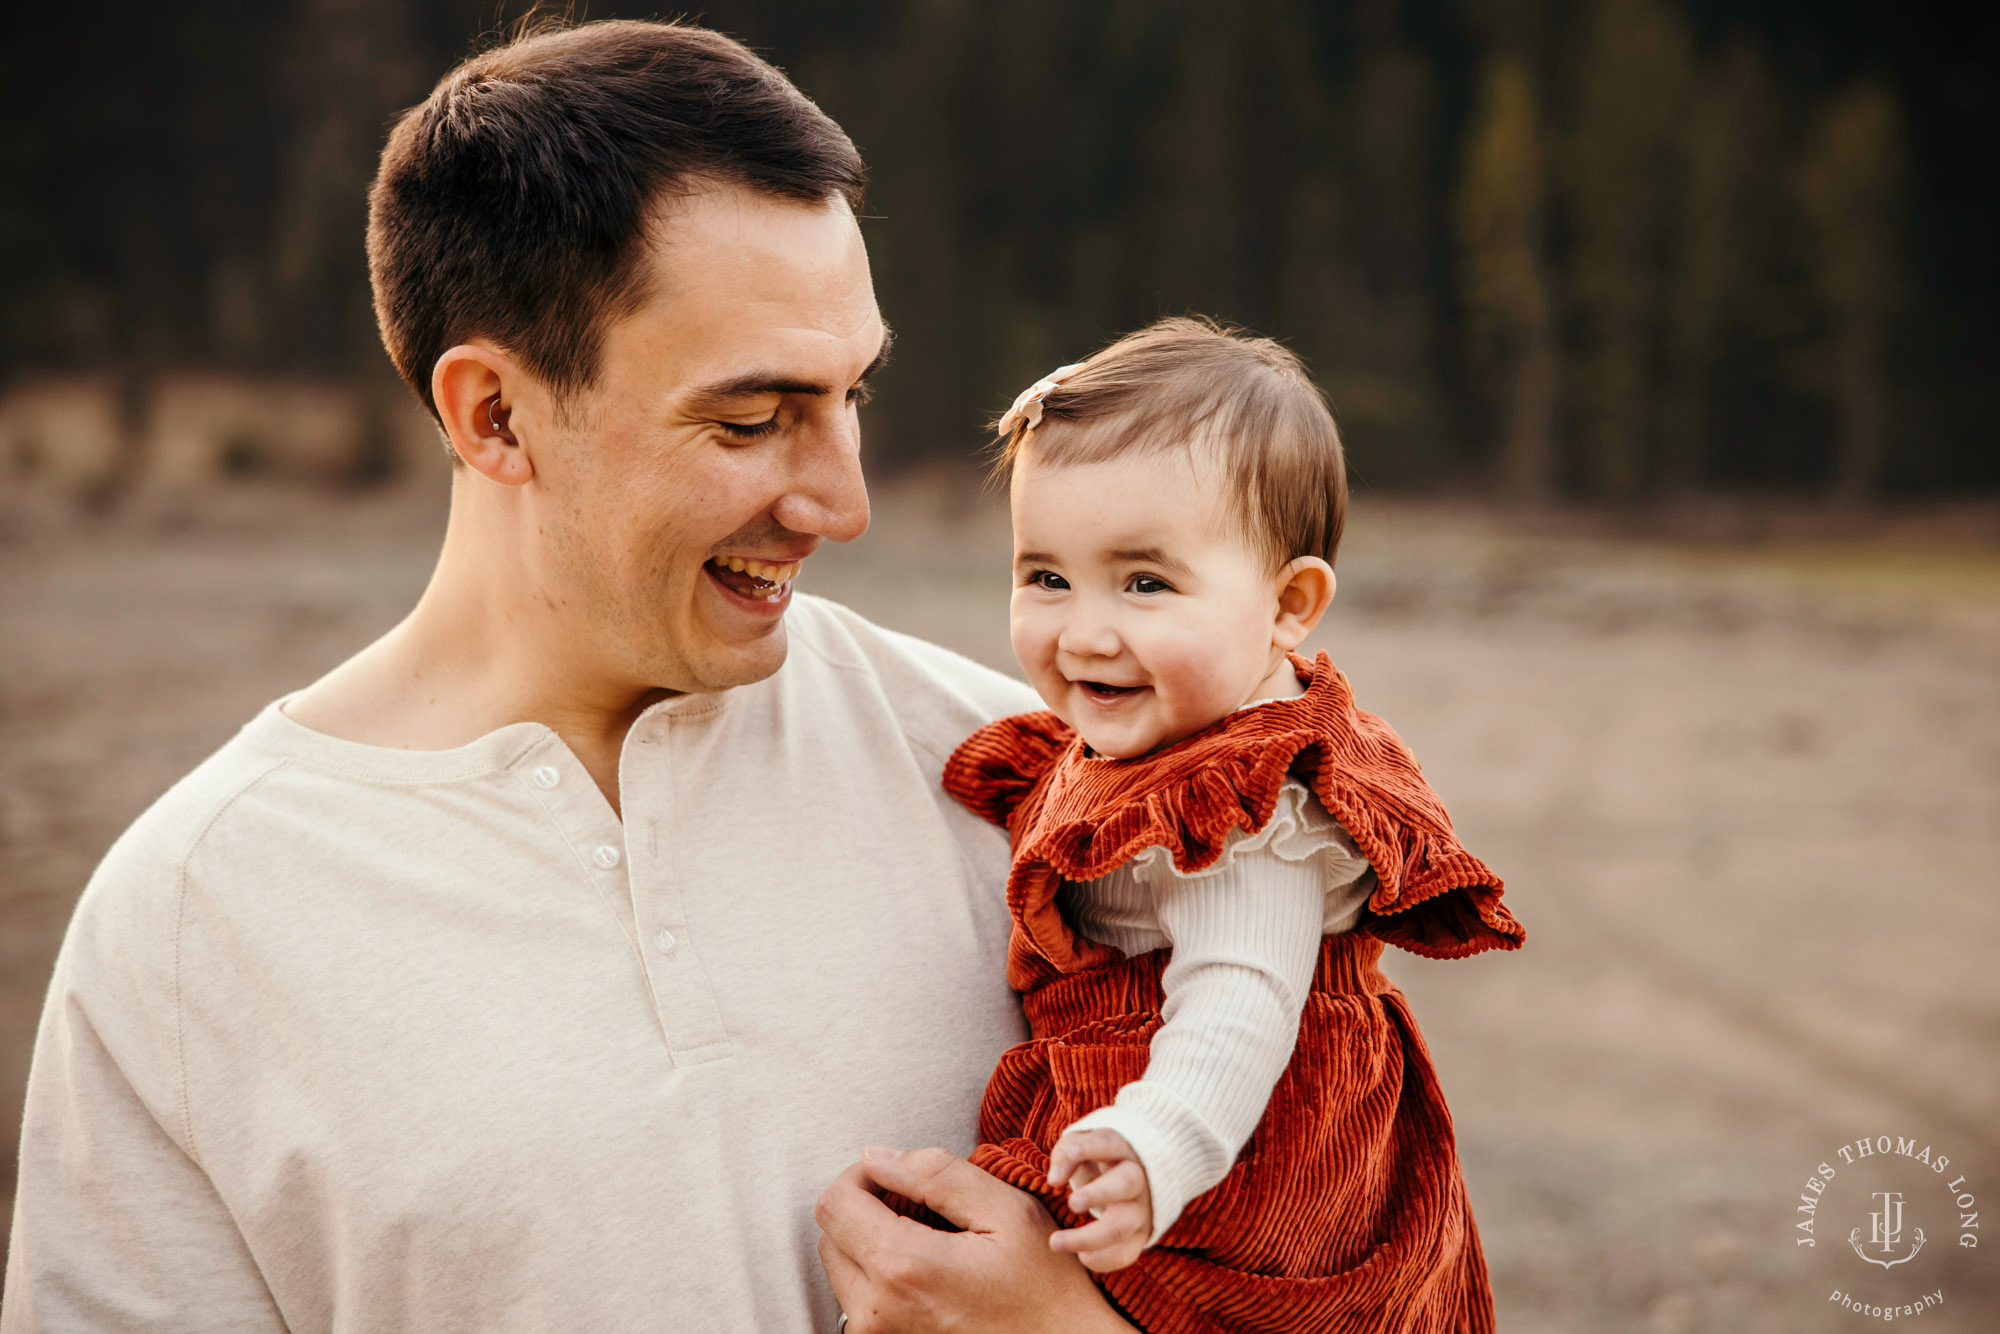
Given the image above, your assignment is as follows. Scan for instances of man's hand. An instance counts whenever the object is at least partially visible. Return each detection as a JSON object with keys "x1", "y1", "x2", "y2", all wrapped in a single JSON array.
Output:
[
  {"x1": 1045, "y1": 1127, "x2": 1153, "y2": 1272},
  {"x1": 814, "y1": 1146, "x2": 1137, "y2": 1333}
]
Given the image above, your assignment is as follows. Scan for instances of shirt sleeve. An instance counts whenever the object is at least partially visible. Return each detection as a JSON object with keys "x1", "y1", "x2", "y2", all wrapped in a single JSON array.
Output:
[
  {"x1": 2, "y1": 866, "x2": 284, "y2": 1331},
  {"x1": 1065, "y1": 842, "x2": 1327, "y2": 1244}
]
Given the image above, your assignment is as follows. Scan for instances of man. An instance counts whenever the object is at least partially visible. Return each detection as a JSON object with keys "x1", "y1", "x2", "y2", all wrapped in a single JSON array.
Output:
[{"x1": 3, "y1": 20, "x2": 1134, "y2": 1332}]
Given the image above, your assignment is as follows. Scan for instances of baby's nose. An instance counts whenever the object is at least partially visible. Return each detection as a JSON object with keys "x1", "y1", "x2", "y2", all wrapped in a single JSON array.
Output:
[{"x1": 1057, "y1": 613, "x2": 1123, "y2": 659}]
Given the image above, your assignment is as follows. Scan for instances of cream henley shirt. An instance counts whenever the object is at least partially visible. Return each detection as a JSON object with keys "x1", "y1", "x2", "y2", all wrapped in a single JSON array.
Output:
[{"x1": 2, "y1": 594, "x2": 1038, "y2": 1334}]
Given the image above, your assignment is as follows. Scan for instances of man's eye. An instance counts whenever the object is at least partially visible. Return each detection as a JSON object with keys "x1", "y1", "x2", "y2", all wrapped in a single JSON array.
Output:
[
  {"x1": 1027, "y1": 570, "x2": 1070, "y2": 591},
  {"x1": 718, "y1": 416, "x2": 781, "y2": 440},
  {"x1": 1129, "y1": 574, "x2": 1172, "y2": 595},
  {"x1": 846, "y1": 381, "x2": 875, "y2": 407}
]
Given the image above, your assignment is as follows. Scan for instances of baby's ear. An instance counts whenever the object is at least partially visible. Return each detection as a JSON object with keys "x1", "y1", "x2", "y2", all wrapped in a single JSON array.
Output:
[{"x1": 1272, "y1": 558, "x2": 1336, "y2": 651}]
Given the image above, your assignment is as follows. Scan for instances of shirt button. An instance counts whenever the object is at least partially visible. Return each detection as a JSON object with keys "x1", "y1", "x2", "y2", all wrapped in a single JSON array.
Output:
[
  {"x1": 532, "y1": 766, "x2": 560, "y2": 789},
  {"x1": 655, "y1": 929, "x2": 677, "y2": 954},
  {"x1": 593, "y1": 845, "x2": 622, "y2": 869}
]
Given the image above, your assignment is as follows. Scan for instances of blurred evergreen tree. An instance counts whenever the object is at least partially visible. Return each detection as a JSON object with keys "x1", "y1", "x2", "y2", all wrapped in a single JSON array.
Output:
[
  {"x1": 270, "y1": 0, "x2": 426, "y2": 375},
  {"x1": 1658, "y1": 40, "x2": 1774, "y2": 494},
  {"x1": 1312, "y1": 3, "x2": 1452, "y2": 484},
  {"x1": 1454, "y1": 53, "x2": 1555, "y2": 499},
  {"x1": 1560, "y1": 0, "x2": 1694, "y2": 501},
  {"x1": 1796, "y1": 82, "x2": 1905, "y2": 501}
]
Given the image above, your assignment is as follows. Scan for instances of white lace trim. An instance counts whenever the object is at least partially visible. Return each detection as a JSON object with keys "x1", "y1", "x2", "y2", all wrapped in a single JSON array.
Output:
[
  {"x1": 1122, "y1": 780, "x2": 1367, "y2": 883},
  {"x1": 1068, "y1": 781, "x2": 1376, "y2": 947}
]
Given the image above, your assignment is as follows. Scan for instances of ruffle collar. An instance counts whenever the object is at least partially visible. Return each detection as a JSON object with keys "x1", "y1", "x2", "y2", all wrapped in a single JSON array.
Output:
[{"x1": 943, "y1": 652, "x2": 1524, "y2": 984}]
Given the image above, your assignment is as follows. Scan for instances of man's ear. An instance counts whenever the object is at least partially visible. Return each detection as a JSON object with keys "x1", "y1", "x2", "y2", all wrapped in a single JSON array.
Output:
[
  {"x1": 433, "y1": 344, "x2": 533, "y2": 487},
  {"x1": 1271, "y1": 558, "x2": 1336, "y2": 652}
]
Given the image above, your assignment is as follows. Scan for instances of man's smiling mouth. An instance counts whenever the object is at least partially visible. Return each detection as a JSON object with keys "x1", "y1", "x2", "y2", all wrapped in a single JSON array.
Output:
[{"x1": 705, "y1": 557, "x2": 801, "y2": 602}]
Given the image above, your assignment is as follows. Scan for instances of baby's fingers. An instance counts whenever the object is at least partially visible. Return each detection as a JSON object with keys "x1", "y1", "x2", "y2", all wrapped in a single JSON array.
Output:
[
  {"x1": 1063, "y1": 1159, "x2": 1103, "y2": 1193},
  {"x1": 1049, "y1": 1201, "x2": 1151, "y2": 1273},
  {"x1": 1053, "y1": 1127, "x2": 1135, "y2": 1169},
  {"x1": 1068, "y1": 1159, "x2": 1147, "y2": 1214},
  {"x1": 1048, "y1": 1126, "x2": 1134, "y2": 1187}
]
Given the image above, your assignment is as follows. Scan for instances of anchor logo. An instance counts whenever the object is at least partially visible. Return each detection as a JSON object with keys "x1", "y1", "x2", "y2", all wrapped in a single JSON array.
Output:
[{"x1": 1849, "y1": 1191, "x2": 1925, "y2": 1269}]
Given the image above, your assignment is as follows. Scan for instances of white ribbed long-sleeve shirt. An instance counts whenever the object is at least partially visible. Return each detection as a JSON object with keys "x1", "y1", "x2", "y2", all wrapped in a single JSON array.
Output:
[{"x1": 1062, "y1": 780, "x2": 1374, "y2": 1242}]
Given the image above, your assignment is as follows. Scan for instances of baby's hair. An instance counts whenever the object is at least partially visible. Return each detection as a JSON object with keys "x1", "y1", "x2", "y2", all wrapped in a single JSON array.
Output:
[{"x1": 991, "y1": 316, "x2": 1347, "y2": 568}]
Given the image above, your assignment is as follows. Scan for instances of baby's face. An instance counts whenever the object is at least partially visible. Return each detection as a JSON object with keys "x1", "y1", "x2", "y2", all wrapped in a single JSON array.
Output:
[{"x1": 1009, "y1": 446, "x2": 1294, "y2": 759}]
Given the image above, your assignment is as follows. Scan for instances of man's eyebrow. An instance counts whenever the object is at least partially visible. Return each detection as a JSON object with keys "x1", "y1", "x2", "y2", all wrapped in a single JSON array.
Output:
[
  {"x1": 686, "y1": 371, "x2": 831, "y2": 403},
  {"x1": 857, "y1": 325, "x2": 895, "y2": 384},
  {"x1": 686, "y1": 325, "x2": 896, "y2": 406}
]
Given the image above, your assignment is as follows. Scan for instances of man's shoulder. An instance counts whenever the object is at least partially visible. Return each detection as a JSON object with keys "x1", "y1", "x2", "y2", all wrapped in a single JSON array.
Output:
[
  {"x1": 783, "y1": 594, "x2": 1039, "y2": 761},
  {"x1": 41, "y1": 709, "x2": 296, "y2": 1044},
  {"x1": 70, "y1": 710, "x2": 294, "y2": 936}
]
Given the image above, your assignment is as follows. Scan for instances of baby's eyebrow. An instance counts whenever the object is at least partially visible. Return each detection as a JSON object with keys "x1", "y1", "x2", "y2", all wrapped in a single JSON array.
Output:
[{"x1": 1107, "y1": 546, "x2": 1196, "y2": 578}]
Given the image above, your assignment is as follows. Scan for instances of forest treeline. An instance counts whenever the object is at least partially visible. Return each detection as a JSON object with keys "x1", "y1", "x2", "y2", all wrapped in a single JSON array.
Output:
[{"x1": 2, "y1": 1, "x2": 1993, "y2": 498}]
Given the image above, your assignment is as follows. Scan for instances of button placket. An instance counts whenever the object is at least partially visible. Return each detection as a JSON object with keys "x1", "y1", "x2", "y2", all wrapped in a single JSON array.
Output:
[
  {"x1": 623, "y1": 710, "x2": 734, "y2": 1067},
  {"x1": 518, "y1": 739, "x2": 639, "y2": 956}
]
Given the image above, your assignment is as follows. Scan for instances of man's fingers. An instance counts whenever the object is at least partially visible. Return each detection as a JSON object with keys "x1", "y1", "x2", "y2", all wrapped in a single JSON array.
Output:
[
  {"x1": 816, "y1": 1159, "x2": 940, "y2": 1268},
  {"x1": 856, "y1": 1145, "x2": 1039, "y2": 1237},
  {"x1": 816, "y1": 1231, "x2": 866, "y2": 1308},
  {"x1": 813, "y1": 1161, "x2": 882, "y2": 1240}
]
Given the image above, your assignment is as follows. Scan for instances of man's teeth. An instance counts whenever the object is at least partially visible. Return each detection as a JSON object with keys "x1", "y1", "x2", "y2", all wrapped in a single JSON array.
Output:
[
  {"x1": 712, "y1": 557, "x2": 801, "y2": 599},
  {"x1": 719, "y1": 557, "x2": 801, "y2": 581}
]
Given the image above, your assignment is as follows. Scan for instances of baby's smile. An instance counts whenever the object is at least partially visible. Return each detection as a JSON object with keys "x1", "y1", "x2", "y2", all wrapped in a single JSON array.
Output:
[{"x1": 1075, "y1": 679, "x2": 1148, "y2": 706}]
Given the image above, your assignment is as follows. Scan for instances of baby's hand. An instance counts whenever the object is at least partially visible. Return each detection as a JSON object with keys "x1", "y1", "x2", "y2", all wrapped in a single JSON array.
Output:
[{"x1": 1045, "y1": 1126, "x2": 1153, "y2": 1272}]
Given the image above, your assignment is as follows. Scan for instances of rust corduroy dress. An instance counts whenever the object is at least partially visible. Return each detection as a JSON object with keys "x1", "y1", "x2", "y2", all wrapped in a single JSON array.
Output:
[{"x1": 941, "y1": 652, "x2": 1524, "y2": 1334}]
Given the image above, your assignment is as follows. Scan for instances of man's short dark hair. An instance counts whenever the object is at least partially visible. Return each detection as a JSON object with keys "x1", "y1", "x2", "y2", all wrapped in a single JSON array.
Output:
[{"x1": 367, "y1": 19, "x2": 866, "y2": 428}]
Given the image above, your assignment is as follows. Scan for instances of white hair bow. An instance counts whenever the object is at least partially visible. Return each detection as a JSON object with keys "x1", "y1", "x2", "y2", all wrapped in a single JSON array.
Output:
[{"x1": 996, "y1": 363, "x2": 1086, "y2": 439}]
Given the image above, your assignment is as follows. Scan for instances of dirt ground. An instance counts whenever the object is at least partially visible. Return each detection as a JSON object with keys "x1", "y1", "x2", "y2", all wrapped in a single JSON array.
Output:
[{"x1": 3, "y1": 476, "x2": 1996, "y2": 1331}]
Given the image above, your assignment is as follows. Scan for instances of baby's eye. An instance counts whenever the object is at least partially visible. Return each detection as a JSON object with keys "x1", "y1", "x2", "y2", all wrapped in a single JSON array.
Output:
[
  {"x1": 1128, "y1": 574, "x2": 1172, "y2": 595},
  {"x1": 1026, "y1": 570, "x2": 1070, "y2": 591}
]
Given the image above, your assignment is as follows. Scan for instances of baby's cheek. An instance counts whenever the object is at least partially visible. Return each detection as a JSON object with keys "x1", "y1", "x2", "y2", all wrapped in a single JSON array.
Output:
[
  {"x1": 1145, "y1": 629, "x2": 1246, "y2": 721},
  {"x1": 1009, "y1": 599, "x2": 1063, "y2": 701}
]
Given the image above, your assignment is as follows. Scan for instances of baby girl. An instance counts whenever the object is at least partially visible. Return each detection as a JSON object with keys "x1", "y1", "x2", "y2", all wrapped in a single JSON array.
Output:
[{"x1": 942, "y1": 318, "x2": 1525, "y2": 1332}]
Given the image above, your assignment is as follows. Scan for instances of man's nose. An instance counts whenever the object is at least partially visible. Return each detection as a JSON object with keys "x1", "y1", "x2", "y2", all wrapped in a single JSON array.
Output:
[{"x1": 771, "y1": 414, "x2": 870, "y2": 543}]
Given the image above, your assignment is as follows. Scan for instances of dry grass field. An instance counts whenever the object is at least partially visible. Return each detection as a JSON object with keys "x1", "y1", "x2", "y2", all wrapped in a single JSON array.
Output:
[{"x1": 3, "y1": 475, "x2": 1997, "y2": 1331}]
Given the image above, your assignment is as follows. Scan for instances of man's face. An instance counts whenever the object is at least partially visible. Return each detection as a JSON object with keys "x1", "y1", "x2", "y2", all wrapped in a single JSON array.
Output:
[{"x1": 525, "y1": 185, "x2": 884, "y2": 695}]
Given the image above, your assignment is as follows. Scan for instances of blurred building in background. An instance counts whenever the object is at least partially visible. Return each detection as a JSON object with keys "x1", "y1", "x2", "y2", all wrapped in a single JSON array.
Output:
[{"x1": 1, "y1": 0, "x2": 1993, "y2": 502}]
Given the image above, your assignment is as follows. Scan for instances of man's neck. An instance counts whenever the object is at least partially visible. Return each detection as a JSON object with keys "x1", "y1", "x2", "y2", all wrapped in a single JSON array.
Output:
[{"x1": 281, "y1": 487, "x2": 671, "y2": 817}]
